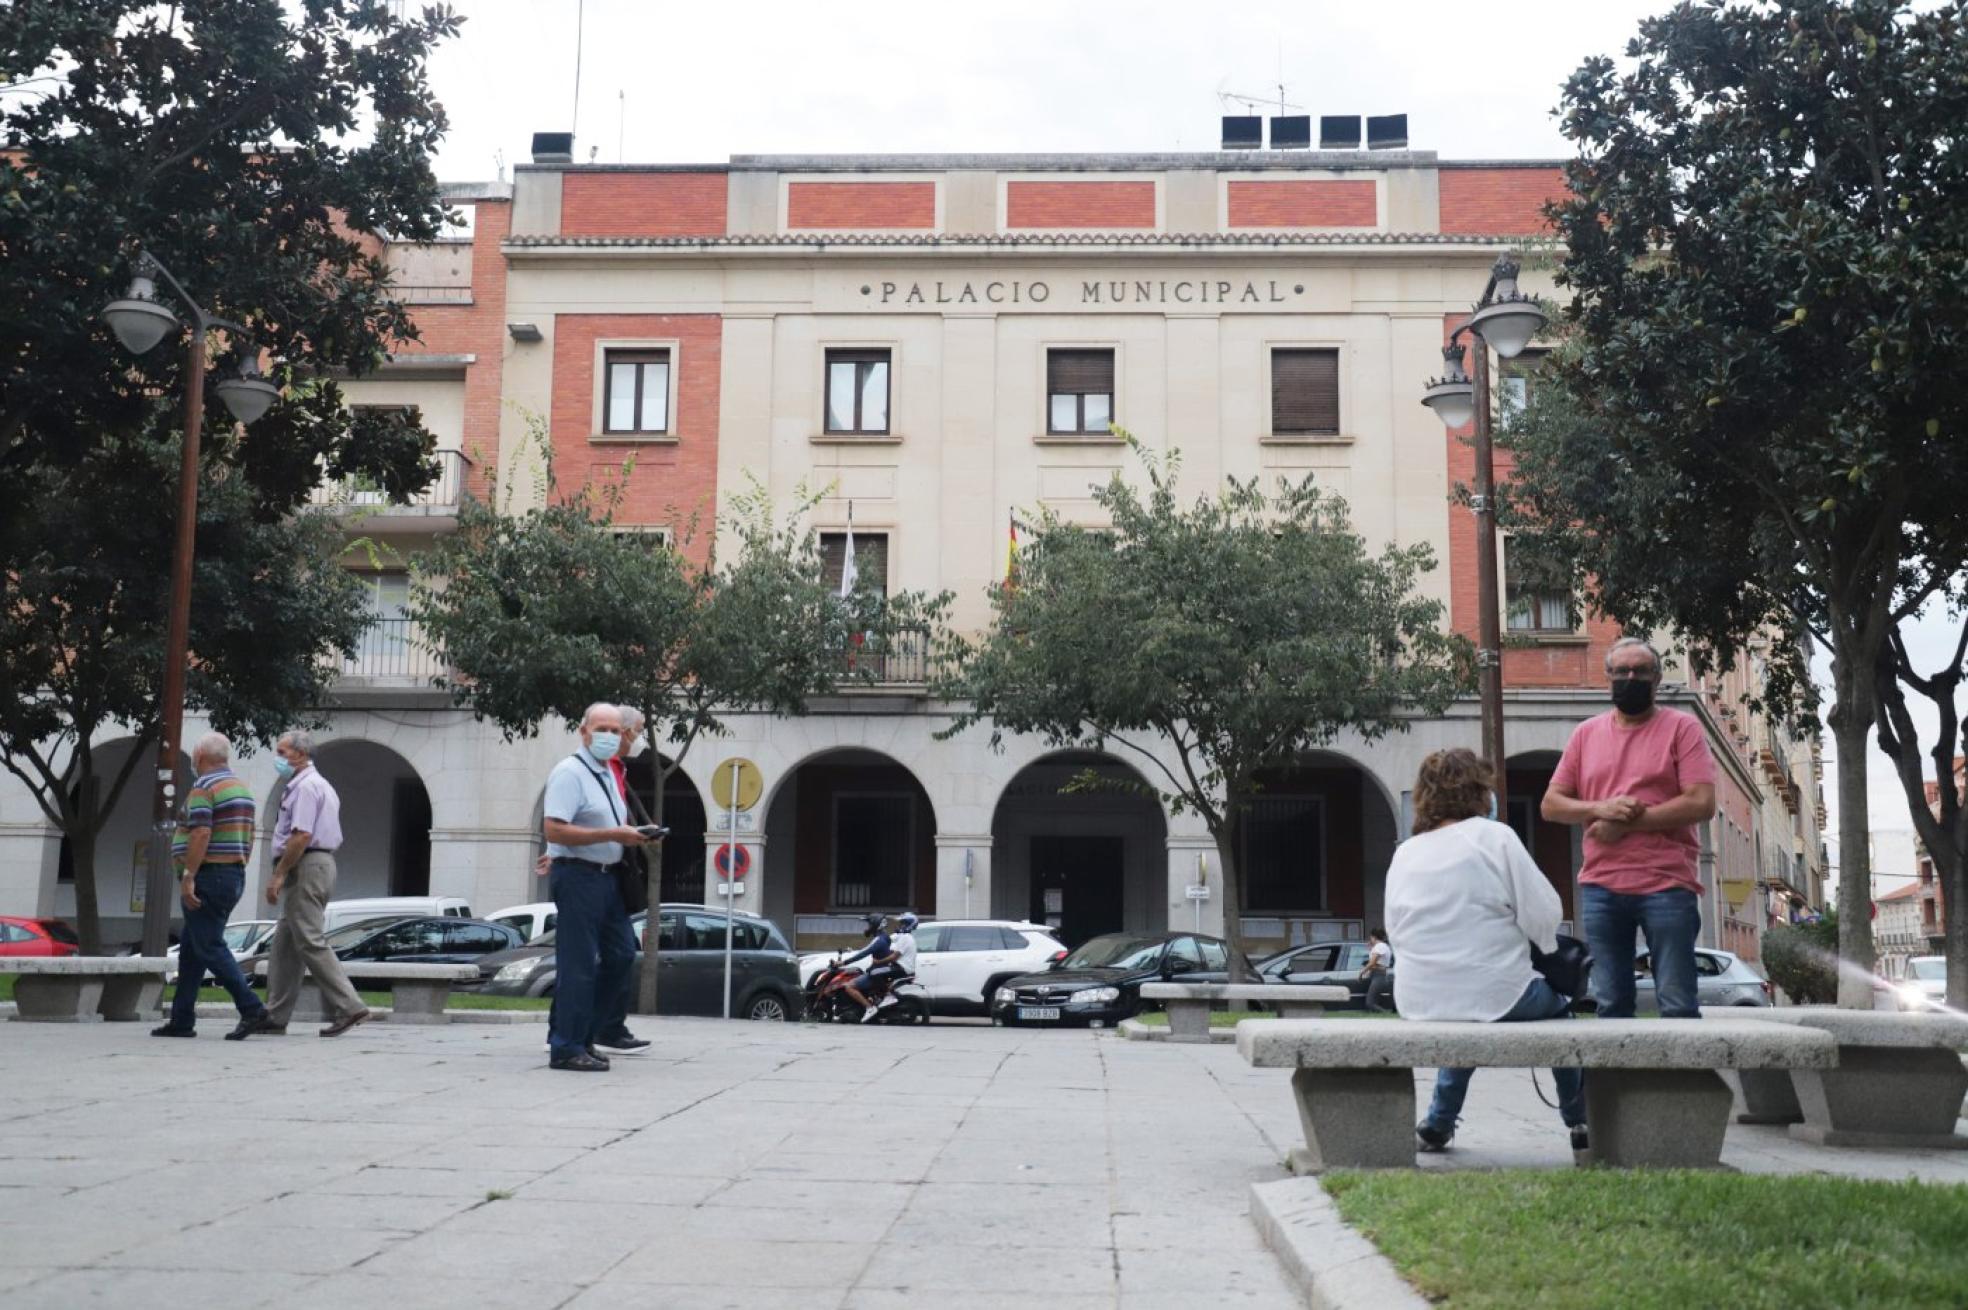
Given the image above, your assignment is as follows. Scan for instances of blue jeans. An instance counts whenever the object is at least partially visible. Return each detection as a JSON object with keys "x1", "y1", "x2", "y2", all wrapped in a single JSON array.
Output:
[
  {"x1": 1581, "y1": 884, "x2": 1702, "y2": 1019},
  {"x1": 1424, "y1": 977, "x2": 1585, "y2": 1132},
  {"x1": 548, "y1": 860, "x2": 634, "y2": 1059},
  {"x1": 168, "y1": 866, "x2": 265, "y2": 1029}
]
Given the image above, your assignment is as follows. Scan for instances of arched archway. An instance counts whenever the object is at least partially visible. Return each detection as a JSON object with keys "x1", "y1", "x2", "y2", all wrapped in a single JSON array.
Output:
[
  {"x1": 623, "y1": 753, "x2": 709, "y2": 904},
  {"x1": 1507, "y1": 748, "x2": 1579, "y2": 923},
  {"x1": 1236, "y1": 750, "x2": 1401, "y2": 956},
  {"x1": 56, "y1": 737, "x2": 190, "y2": 944},
  {"x1": 760, "y1": 747, "x2": 937, "y2": 950},
  {"x1": 990, "y1": 751, "x2": 1168, "y2": 948},
  {"x1": 308, "y1": 739, "x2": 431, "y2": 901}
]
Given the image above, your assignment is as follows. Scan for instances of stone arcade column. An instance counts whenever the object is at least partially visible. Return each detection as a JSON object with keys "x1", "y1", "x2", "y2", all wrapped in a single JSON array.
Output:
[
  {"x1": 934, "y1": 834, "x2": 992, "y2": 922},
  {"x1": 1167, "y1": 832, "x2": 1222, "y2": 938}
]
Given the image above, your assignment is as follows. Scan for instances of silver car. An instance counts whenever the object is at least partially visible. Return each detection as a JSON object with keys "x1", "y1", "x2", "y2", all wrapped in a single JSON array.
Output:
[{"x1": 1625, "y1": 947, "x2": 1772, "y2": 1010}]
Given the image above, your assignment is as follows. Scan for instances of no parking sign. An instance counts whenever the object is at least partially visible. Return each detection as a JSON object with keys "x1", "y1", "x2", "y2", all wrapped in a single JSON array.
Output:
[{"x1": 713, "y1": 843, "x2": 752, "y2": 880}]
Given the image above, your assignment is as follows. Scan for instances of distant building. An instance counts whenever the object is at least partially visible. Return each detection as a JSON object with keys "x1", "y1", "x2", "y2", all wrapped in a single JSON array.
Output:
[{"x1": 1875, "y1": 882, "x2": 1926, "y2": 973}]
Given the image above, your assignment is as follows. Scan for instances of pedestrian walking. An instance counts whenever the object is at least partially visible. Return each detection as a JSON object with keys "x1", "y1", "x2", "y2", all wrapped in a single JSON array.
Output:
[
  {"x1": 1360, "y1": 927, "x2": 1395, "y2": 1013},
  {"x1": 237, "y1": 730, "x2": 370, "y2": 1038},
  {"x1": 542, "y1": 704, "x2": 651, "y2": 1071},
  {"x1": 151, "y1": 732, "x2": 273, "y2": 1040},
  {"x1": 593, "y1": 705, "x2": 654, "y2": 1055},
  {"x1": 1541, "y1": 637, "x2": 1718, "y2": 1018}
]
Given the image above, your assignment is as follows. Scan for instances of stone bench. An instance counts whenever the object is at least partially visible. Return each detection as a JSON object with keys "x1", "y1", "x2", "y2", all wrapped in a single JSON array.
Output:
[
  {"x1": 254, "y1": 961, "x2": 480, "y2": 1024},
  {"x1": 1703, "y1": 1006, "x2": 1968, "y2": 1150},
  {"x1": 0, "y1": 957, "x2": 172, "y2": 1022},
  {"x1": 1237, "y1": 1017, "x2": 1837, "y2": 1172},
  {"x1": 1141, "y1": 983, "x2": 1352, "y2": 1042}
]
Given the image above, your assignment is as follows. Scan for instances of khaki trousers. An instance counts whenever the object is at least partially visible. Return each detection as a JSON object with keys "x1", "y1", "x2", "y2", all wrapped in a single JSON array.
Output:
[{"x1": 265, "y1": 851, "x2": 366, "y2": 1024}]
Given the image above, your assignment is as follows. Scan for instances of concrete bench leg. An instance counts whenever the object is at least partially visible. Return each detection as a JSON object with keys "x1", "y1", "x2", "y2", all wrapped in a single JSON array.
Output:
[
  {"x1": 1724, "y1": 1069, "x2": 1803, "y2": 1125},
  {"x1": 1164, "y1": 999, "x2": 1212, "y2": 1043},
  {"x1": 1788, "y1": 1047, "x2": 1968, "y2": 1149},
  {"x1": 98, "y1": 975, "x2": 165, "y2": 1022},
  {"x1": 11, "y1": 976, "x2": 105, "y2": 1022},
  {"x1": 1273, "y1": 1001, "x2": 1328, "y2": 1019},
  {"x1": 387, "y1": 982, "x2": 452, "y2": 1024},
  {"x1": 1583, "y1": 1069, "x2": 1732, "y2": 1168},
  {"x1": 1287, "y1": 1067, "x2": 1416, "y2": 1174}
]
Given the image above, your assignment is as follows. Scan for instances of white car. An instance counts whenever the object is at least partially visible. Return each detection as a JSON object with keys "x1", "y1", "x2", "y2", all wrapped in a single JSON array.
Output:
[
  {"x1": 486, "y1": 902, "x2": 557, "y2": 943},
  {"x1": 321, "y1": 896, "x2": 472, "y2": 932},
  {"x1": 1897, "y1": 956, "x2": 1948, "y2": 1012},
  {"x1": 800, "y1": 919, "x2": 1065, "y2": 1016},
  {"x1": 165, "y1": 919, "x2": 277, "y2": 968}
]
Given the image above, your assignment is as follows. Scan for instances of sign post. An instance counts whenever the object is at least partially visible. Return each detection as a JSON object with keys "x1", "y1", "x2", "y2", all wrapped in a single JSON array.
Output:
[
  {"x1": 709, "y1": 757, "x2": 761, "y2": 1021},
  {"x1": 723, "y1": 759, "x2": 738, "y2": 1019}
]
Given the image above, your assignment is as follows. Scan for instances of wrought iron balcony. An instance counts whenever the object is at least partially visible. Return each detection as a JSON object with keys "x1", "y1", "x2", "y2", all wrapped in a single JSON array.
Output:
[
  {"x1": 331, "y1": 617, "x2": 442, "y2": 683},
  {"x1": 309, "y1": 449, "x2": 471, "y2": 520},
  {"x1": 839, "y1": 627, "x2": 936, "y2": 687}
]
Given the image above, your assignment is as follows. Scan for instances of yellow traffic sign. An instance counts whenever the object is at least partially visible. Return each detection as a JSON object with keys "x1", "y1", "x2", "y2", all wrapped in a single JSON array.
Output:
[{"x1": 711, "y1": 757, "x2": 764, "y2": 811}]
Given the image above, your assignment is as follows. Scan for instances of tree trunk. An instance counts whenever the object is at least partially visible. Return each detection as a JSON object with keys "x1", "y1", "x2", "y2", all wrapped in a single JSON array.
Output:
[
  {"x1": 1947, "y1": 840, "x2": 1968, "y2": 1011},
  {"x1": 70, "y1": 819, "x2": 103, "y2": 956},
  {"x1": 1210, "y1": 819, "x2": 1258, "y2": 983},
  {"x1": 1827, "y1": 675, "x2": 1877, "y2": 1010},
  {"x1": 632, "y1": 768, "x2": 668, "y2": 1016}
]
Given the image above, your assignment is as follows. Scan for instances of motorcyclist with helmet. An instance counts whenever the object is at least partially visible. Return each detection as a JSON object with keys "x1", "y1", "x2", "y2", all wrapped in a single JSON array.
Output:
[
  {"x1": 839, "y1": 911, "x2": 900, "y2": 1023},
  {"x1": 875, "y1": 912, "x2": 920, "y2": 1014}
]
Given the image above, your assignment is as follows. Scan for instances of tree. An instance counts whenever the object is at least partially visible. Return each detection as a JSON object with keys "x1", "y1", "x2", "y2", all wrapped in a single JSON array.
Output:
[
  {"x1": 0, "y1": 2, "x2": 460, "y2": 951},
  {"x1": 1507, "y1": 0, "x2": 1968, "y2": 1005},
  {"x1": 939, "y1": 440, "x2": 1472, "y2": 977},
  {"x1": 413, "y1": 460, "x2": 949, "y2": 1014}
]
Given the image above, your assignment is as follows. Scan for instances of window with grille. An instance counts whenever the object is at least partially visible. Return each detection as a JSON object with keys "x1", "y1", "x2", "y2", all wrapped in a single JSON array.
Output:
[
  {"x1": 833, "y1": 794, "x2": 915, "y2": 909},
  {"x1": 603, "y1": 349, "x2": 670, "y2": 434},
  {"x1": 1270, "y1": 348, "x2": 1340, "y2": 435},
  {"x1": 824, "y1": 349, "x2": 891, "y2": 434},
  {"x1": 1240, "y1": 796, "x2": 1327, "y2": 911},
  {"x1": 820, "y1": 532, "x2": 889, "y2": 595},
  {"x1": 1046, "y1": 348, "x2": 1115, "y2": 435}
]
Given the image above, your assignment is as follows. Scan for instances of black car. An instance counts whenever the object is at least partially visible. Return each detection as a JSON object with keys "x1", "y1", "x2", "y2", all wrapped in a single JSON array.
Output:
[
  {"x1": 474, "y1": 903, "x2": 803, "y2": 1021},
  {"x1": 321, "y1": 915, "x2": 523, "y2": 965},
  {"x1": 1254, "y1": 939, "x2": 1386, "y2": 1010},
  {"x1": 990, "y1": 931, "x2": 1232, "y2": 1027}
]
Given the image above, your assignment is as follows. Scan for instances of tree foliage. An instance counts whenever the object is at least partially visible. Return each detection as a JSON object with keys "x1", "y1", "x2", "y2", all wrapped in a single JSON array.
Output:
[
  {"x1": 939, "y1": 440, "x2": 1472, "y2": 976},
  {"x1": 0, "y1": 2, "x2": 461, "y2": 950},
  {"x1": 1506, "y1": 0, "x2": 1968, "y2": 1004}
]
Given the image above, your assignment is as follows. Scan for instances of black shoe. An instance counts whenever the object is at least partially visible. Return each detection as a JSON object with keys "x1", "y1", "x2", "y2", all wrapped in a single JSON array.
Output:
[
  {"x1": 1415, "y1": 1121, "x2": 1454, "y2": 1152},
  {"x1": 585, "y1": 1046, "x2": 612, "y2": 1066},
  {"x1": 225, "y1": 1012, "x2": 280, "y2": 1041},
  {"x1": 550, "y1": 1051, "x2": 610, "y2": 1072},
  {"x1": 150, "y1": 1024, "x2": 195, "y2": 1038},
  {"x1": 593, "y1": 1034, "x2": 650, "y2": 1054},
  {"x1": 1570, "y1": 1125, "x2": 1591, "y2": 1162}
]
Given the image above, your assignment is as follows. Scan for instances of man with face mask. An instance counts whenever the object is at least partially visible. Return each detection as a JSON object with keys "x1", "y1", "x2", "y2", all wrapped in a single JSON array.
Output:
[
  {"x1": 1541, "y1": 637, "x2": 1717, "y2": 1019},
  {"x1": 541, "y1": 703, "x2": 653, "y2": 1071}
]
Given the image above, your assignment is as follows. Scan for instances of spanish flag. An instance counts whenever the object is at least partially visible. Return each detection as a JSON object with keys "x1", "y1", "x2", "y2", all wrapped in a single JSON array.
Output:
[{"x1": 1005, "y1": 512, "x2": 1020, "y2": 590}]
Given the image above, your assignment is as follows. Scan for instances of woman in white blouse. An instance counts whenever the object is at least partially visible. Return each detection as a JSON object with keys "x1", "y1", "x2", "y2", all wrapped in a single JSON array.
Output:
[{"x1": 1385, "y1": 748, "x2": 1586, "y2": 1155}]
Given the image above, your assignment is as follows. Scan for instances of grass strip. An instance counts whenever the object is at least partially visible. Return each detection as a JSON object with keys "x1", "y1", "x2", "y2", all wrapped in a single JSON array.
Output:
[{"x1": 1322, "y1": 1169, "x2": 1968, "y2": 1310}]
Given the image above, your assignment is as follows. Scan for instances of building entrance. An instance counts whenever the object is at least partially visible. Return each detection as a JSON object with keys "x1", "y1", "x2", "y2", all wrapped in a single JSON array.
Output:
[{"x1": 1028, "y1": 835, "x2": 1124, "y2": 948}]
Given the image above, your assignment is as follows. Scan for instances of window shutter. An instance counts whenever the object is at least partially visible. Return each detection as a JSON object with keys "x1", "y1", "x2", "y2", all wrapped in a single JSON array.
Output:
[
  {"x1": 1048, "y1": 349, "x2": 1114, "y2": 395},
  {"x1": 1271, "y1": 349, "x2": 1340, "y2": 434}
]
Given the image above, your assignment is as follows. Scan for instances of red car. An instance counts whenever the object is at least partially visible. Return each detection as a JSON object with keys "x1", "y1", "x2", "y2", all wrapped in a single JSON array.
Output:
[{"x1": 0, "y1": 916, "x2": 81, "y2": 957}]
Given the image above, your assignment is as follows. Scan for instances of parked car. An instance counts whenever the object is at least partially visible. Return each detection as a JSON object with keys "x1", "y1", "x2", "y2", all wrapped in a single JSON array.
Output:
[
  {"x1": 475, "y1": 903, "x2": 803, "y2": 1021},
  {"x1": 990, "y1": 931, "x2": 1231, "y2": 1028},
  {"x1": 1616, "y1": 948, "x2": 1772, "y2": 1010},
  {"x1": 0, "y1": 915, "x2": 80, "y2": 958},
  {"x1": 1254, "y1": 939, "x2": 1383, "y2": 1009},
  {"x1": 321, "y1": 915, "x2": 522, "y2": 965},
  {"x1": 165, "y1": 919, "x2": 276, "y2": 972},
  {"x1": 322, "y1": 896, "x2": 473, "y2": 933},
  {"x1": 486, "y1": 902, "x2": 556, "y2": 943},
  {"x1": 798, "y1": 919, "x2": 1066, "y2": 1016},
  {"x1": 1896, "y1": 956, "x2": 1948, "y2": 1012}
]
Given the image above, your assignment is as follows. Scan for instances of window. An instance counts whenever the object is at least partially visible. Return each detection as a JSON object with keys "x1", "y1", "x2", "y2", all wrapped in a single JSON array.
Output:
[
  {"x1": 997, "y1": 927, "x2": 1028, "y2": 950},
  {"x1": 1240, "y1": 796, "x2": 1326, "y2": 910},
  {"x1": 1498, "y1": 349, "x2": 1548, "y2": 422},
  {"x1": 682, "y1": 912, "x2": 729, "y2": 951},
  {"x1": 1270, "y1": 348, "x2": 1340, "y2": 436},
  {"x1": 1286, "y1": 946, "x2": 1340, "y2": 975},
  {"x1": 1165, "y1": 937, "x2": 1203, "y2": 971},
  {"x1": 833, "y1": 794, "x2": 915, "y2": 908},
  {"x1": 825, "y1": 349, "x2": 891, "y2": 434},
  {"x1": 0, "y1": 923, "x2": 29, "y2": 944},
  {"x1": 610, "y1": 526, "x2": 674, "y2": 551},
  {"x1": 1198, "y1": 939, "x2": 1228, "y2": 972},
  {"x1": 603, "y1": 349, "x2": 670, "y2": 434},
  {"x1": 1506, "y1": 580, "x2": 1577, "y2": 634},
  {"x1": 1046, "y1": 349, "x2": 1114, "y2": 435},
  {"x1": 820, "y1": 532, "x2": 889, "y2": 596},
  {"x1": 913, "y1": 925, "x2": 946, "y2": 952},
  {"x1": 945, "y1": 926, "x2": 1003, "y2": 952},
  {"x1": 446, "y1": 922, "x2": 510, "y2": 953}
]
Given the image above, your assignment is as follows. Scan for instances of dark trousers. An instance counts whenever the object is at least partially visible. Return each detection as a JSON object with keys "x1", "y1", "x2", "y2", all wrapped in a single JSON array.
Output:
[
  {"x1": 1364, "y1": 970, "x2": 1395, "y2": 1013},
  {"x1": 169, "y1": 867, "x2": 265, "y2": 1029},
  {"x1": 1582, "y1": 884, "x2": 1703, "y2": 1018},
  {"x1": 549, "y1": 860, "x2": 634, "y2": 1059}
]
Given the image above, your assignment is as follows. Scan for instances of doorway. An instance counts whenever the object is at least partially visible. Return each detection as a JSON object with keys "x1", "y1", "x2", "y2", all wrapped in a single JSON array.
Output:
[{"x1": 1029, "y1": 835, "x2": 1124, "y2": 948}]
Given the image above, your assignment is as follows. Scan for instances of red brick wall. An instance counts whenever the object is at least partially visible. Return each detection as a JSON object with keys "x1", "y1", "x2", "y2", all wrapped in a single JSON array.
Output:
[
  {"x1": 560, "y1": 172, "x2": 728, "y2": 238},
  {"x1": 1437, "y1": 167, "x2": 1569, "y2": 236},
  {"x1": 550, "y1": 313, "x2": 722, "y2": 565},
  {"x1": 394, "y1": 199, "x2": 511, "y2": 499},
  {"x1": 786, "y1": 181, "x2": 936, "y2": 230},
  {"x1": 1227, "y1": 180, "x2": 1377, "y2": 228},
  {"x1": 1442, "y1": 312, "x2": 1624, "y2": 689},
  {"x1": 1005, "y1": 180, "x2": 1156, "y2": 229}
]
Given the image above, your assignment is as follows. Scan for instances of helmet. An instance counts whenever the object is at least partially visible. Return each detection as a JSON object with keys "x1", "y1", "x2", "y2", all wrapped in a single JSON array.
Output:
[
  {"x1": 863, "y1": 913, "x2": 886, "y2": 935},
  {"x1": 898, "y1": 912, "x2": 919, "y2": 932}
]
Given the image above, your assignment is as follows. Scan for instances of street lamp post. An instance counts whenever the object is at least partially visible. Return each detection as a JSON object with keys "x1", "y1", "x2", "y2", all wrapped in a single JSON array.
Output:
[
  {"x1": 1420, "y1": 253, "x2": 1547, "y2": 810},
  {"x1": 102, "y1": 252, "x2": 278, "y2": 957}
]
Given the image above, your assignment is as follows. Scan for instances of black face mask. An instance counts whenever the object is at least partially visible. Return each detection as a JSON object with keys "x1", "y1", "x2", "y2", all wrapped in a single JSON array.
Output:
[{"x1": 1611, "y1": 678, "x2": 1655, "y2": 715}]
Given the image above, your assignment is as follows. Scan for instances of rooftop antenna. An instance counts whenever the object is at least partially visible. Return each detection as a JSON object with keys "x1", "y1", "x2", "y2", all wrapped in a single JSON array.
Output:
[
  {"x1": 618, "y1": 89, "x2": 626, "y2": 164},
  {"x1": 1216, "y1": 83, "x2": 1301, "y2": 119},
  {"x1": 570, "y1": 0, "x2": 585, "y2": 138},
  {"x1": 493, "y1": 147, "x2": 505, "y2": 183}
]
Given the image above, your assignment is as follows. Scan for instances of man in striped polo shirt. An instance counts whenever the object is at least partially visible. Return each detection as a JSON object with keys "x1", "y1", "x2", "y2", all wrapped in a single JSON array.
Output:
[{"x1": 153, "y1": 732, "x2": 272, "y2": 1039}]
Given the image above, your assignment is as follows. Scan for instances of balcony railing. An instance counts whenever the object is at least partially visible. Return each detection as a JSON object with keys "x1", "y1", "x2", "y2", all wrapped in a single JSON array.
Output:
[
  {"x1": 335, "y1": 618, "x2": 442, "y2": 682},
  {"x1": 839, "y1": 628, "x2": 938, "y2": 686},
  {"x1": 310, "y1": 449, "x2": 470, "y2": 514}
]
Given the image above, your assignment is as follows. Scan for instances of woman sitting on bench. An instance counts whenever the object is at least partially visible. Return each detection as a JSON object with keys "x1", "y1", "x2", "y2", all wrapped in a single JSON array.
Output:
[{"x1": 1385, "y1": 748, "x2": 1588, "y2": 1159}]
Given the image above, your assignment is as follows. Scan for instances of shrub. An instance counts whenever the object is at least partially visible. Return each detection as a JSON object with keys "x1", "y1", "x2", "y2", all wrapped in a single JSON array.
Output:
[{"x1": 1761, "y1": 913, "x2": 1840, "y2": 1005}]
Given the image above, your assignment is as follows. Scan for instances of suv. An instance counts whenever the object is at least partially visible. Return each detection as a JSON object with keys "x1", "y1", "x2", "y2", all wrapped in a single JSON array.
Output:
[{"x1": 799, "y1": 919, "x2": 1065, "y2": 1016}]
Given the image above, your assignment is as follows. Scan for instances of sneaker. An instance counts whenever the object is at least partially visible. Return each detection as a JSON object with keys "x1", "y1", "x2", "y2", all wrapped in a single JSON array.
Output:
[
  {"x1": 876, "y1": 995, "x2": 898, "y2": 1009},
  {"x1": 1569, "y1": 1125, "x2": 1591, "y2": 1163},
  {"x1": 150, "y1": 1024, "x2": 195, "y2": 1038},
  {"x1": 1415, "y1": 1121, "x2": 1454, "y2": 1153},
  {"x1": 584, "y1": 1046, "x2": 611, "y2": 1067},
  {"x1": 225, "y1": 1013, "x2": 283, "y2": 1041},
  {"x1": 320, "y1": 1009, "x2": 371, "y2": 1038},
  {"x1": 549, "y1": 1051, "x2": 610, "y2": 1072},
  {"x1": 860, "y1": 1006, "x2": 879, "y2": 1023},
  {"x1": 594, "y1": 1034, "x2": 650, "y2": 1054}
]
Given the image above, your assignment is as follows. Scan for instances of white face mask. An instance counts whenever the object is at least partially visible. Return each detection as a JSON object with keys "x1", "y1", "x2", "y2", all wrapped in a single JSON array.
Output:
[{"x1": 587, "y1": 731, "x2": 621, "y2": 762}]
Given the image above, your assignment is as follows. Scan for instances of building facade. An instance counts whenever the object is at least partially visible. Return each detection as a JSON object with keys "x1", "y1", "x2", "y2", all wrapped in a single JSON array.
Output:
[{"x1": 0, "y1": 145, "x2": 1829, "y2": 956}]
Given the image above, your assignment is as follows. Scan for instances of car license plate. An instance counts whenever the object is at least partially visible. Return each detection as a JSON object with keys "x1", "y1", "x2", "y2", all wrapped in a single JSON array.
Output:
[{"x1": 1018, "y1": 1006, "x2": 1061, "y2": 1021}]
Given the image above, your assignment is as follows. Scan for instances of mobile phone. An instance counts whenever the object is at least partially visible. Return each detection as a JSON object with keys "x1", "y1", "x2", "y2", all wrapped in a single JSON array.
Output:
[{"x1": 635, "y1": 825, "x2": 670, "y2": 841}]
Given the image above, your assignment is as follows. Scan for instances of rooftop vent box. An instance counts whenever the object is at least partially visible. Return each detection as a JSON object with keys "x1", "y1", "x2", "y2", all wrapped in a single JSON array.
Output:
[
  {"x1": 1319, "y1": 115, "x2": 1362, "y2": 150},
  {"x1": 530, "y1": 131, "x2": 575, "y2": 164},
  {"x1": 1269, "y1": 115, "x2": 1311, "y2": 149},
  {"x1": 1367, "y1": 114, "x2": 1409, "y2": 150},
  {"x1": 1221, "y1": 116, "x2": 1262, "y2": 150}
]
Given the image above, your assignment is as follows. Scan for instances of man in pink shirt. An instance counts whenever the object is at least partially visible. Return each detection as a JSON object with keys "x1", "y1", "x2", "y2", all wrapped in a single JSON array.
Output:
[{"x1": 1542, "y1": 637, "x2": 1718, "y2": 1018}]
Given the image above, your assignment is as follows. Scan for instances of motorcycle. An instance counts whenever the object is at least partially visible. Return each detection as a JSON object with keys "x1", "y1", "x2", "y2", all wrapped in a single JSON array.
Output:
[{"x1": 804, "y1": 959, "x2": 931, "y2": 1024}]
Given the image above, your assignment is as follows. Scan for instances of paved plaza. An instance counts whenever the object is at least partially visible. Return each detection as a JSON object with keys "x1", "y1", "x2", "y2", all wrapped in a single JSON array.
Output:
[{"x1": 1, "y1": 1018, "x2": 1963, "y2": 1309}]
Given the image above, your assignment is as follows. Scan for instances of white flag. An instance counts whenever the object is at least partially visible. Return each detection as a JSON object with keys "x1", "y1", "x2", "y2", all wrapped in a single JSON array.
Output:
[{"x1": 839, "y1": 513, "x2": 858, "y2": 598}]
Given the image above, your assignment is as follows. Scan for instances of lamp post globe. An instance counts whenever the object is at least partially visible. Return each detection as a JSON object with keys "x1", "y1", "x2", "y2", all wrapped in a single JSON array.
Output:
[
  {"x1": 1421, "y1": 378, "x2": 1477, "y2": 430},
  {"x1": 102, "y1": 289, "x2": 180, "y2": 356},
  {"x1": 1467, "y1": 296, "x2": 1547, "y2": 360},
  {"x1": 214, "y1": 374, "x2": 279, "y2": 424}
]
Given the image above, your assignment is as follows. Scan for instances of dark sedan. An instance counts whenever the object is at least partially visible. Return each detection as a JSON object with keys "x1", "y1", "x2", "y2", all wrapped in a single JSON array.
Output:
[
  {"x1": 1254, "y1": 939, "x2": 1383, "y2": 1010},
  {"x1": 475, "y1": 903, "x2": 803, "y2": 1021},
  {"x1": 321, "y1": 915, "x2": 523, "y2": 965},
  {"x1": 989, "y1": 931, "x2": 1232, "y2": 1028}
]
